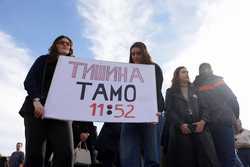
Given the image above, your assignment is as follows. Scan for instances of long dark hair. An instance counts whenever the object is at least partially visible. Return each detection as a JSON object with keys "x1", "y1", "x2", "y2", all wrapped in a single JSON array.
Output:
[
  {"x1": 171, "y1": 66, "x2": 187, "y2": 90},
  {"x1": 129, "y1": 42, "x2": 154, "y2": 64},
  {"x1": 47, "y1": 35, "x2": 73, "y2": 63}
]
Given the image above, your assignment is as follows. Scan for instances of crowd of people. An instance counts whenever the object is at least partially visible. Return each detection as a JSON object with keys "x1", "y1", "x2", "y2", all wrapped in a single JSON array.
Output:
[{"x1": 2, "y1": 35, "x2": 249, "y2": 167}]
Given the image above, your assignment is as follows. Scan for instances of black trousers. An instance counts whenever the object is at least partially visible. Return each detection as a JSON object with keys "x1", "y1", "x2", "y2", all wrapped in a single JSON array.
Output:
[
  {"x1": 97, "y1": 150, "x2": 120, "y2": 167},
  {"x1": 24, "y1": 115, "x2": 73, "y2": 167}
]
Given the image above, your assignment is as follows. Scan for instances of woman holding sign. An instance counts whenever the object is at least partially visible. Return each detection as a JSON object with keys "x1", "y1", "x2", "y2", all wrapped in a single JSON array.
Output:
[
  {"x1": 19, "y1": 35, "x2": 74, "y2": 167},
  {"x1": 163, "y1": 66, "x2": 219, "y2": 167},
  {"x1": 120, "y1": 42, "x2": 164, "y2": 167}
]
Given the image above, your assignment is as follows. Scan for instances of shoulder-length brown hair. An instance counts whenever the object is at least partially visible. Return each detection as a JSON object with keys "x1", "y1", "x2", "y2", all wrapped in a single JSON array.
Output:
[
  {"x1": 47, "y1": 35, "x2": 74, "y2": 63},
  {"x1": 129, "y1": 42, "x2": 154, "y2": 64},
  {"x1": 171, "y1": 66, "x2": 187, "y2": 89}
]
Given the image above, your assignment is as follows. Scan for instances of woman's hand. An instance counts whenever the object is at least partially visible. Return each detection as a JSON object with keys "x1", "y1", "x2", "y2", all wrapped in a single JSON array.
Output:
[
  {"x1": 151, "y1": 112, "x2": 161, "y2": 125},
  {"x1": 193, "y1": 120, "x2": 206, "y2": 133},
  {"x1": 33, "y1": 101, "x2": 44, "y2": 119},
  {"x1": 149, "y1": 112, "x2": 161, "y2": 126},
  {"x1": 80, "y1": 132, "x2": 90, "y2": 142},
  {"x1": 180, "y1": 123, "x2": 191, "y2": 135}
]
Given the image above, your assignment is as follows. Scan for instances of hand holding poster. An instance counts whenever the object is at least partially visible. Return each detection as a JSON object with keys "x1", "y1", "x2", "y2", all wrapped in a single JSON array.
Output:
[{"x1": 44, "y1": 56, "x2": 158, "y2": 122}]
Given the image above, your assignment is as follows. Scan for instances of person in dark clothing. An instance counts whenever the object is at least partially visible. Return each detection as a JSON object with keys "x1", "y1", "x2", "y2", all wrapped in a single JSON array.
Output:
[
  {"x1": 72, "y1": 121, "x2": 97, "y2": 167},
  {"x1": 8, "y1": 142, "x2": 24, "y2": 167},
  {"x1": 0, "y1": 156, "x2": 7, "y2": 167},
  {"x1": 164, "y1": 66, "x2": 219, "y2": 167},
  {"x1": 193, "y1": 63, "x2": 240, "y2": 167},
  {"x1": 120, "y1": 42, "x2": 164, "y2": 167},
  {"x1": 96, "y1": 123, "x2": 121, "y2": 167},
  {"x1": 19, "y1": 35, "x2": 74, "y2": 167},
  {"x1": 44, "y1": 122, "x2": 97, "y2": 167}
]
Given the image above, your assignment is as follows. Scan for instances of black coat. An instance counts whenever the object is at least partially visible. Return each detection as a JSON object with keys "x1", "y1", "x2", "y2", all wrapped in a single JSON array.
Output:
[
  {"x1": 24, "y1": 55, "x2": 50, "y2": 100},
  {"x1": 72, "y1": 121, "x2": 97, "y2": 163},
  {"x1": 95, "y1": 123, "x2": 121, "y2": 153},
  {"x1": 19, "y1": 55, "x2": 53, "y2": 117},
  {"x1": 165, "y1": 86, "x2": 210, "y2": 126},
  {"x1": 163, "y1": 85, "x2": 220, "y2": 167},
  {"x1": 193, "y1": 74, "x2": 239, "y2": 126},
  {"x1": 72, "y1": 121, "x2": 97, "y2": 148}
]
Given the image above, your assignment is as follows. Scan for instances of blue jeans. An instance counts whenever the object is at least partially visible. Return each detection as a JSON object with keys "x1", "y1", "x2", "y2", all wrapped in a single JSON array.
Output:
[
  {"x1": 211, "y1": 125, "x2": 236, "y2": 167},
  {"x1": 120, "y1": 123, "x2": 160, "y2": 167},
  {"x1": 238, "y1": 148, "x2": 250, "y2": 167},
  {"x1": 235, "y1": 150, "x2": 244, "y2": 167}
]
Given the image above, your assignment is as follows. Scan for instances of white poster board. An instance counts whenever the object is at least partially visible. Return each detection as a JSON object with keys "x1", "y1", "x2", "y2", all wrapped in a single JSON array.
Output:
[{"x1": 44, "y1": 56, "x2": 158, "y2": 122}]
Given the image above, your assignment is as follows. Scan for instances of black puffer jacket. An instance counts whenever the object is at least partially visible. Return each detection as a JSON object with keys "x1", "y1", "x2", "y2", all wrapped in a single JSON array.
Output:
[{"x1": 193, "y1": 74, "x2": 239, "y2": 126}]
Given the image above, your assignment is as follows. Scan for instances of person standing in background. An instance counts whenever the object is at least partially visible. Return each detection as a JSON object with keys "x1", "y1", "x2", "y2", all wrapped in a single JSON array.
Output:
[
  {"x1": 8, "y1": 142, "x2": 24, "y2": 167},
  {"x1": 72, "y1": 121, "x2": 97, "y2": 167},
  {"x1": 164, "y1": 66, "x2": 219, "y2": 167},
  {"x1": 193, "y1": 63, "x2": 240, "y2": 167}
]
